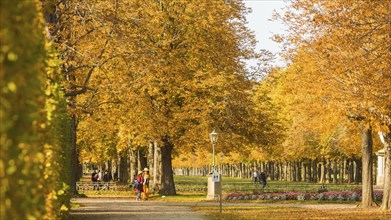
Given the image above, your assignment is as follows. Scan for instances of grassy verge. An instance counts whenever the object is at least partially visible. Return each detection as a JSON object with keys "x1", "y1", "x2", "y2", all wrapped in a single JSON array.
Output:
[
  {"x1": 193, "y1": 206, "x2": 391, "y2": 220},
  {"x1": 78, "y1": 190, "x2": 133, "y2": 197},
  {"x1": 76, "y1": 190, "x2": 361, "y2": 205},
  {"x1": 174, "y1": 175, "x2": 361, "y2": 194},
  {"x1": 148, "y1": 193, "x2": 206, "y2": 202},
  {"x1": 77, "y1": 190, "x2": 207, "y2": 201},
  {"x1": 69, "y1": 202, "x2": 81, "y2": 209}
]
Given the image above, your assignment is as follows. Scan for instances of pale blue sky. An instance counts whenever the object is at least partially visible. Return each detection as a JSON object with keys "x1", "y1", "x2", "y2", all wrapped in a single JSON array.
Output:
[{"x1": 244, "y1": 0, "x2": 286, "y2": 65}]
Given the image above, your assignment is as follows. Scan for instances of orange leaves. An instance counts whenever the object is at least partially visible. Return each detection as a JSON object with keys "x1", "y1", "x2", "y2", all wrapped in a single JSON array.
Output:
[{"x1": 268, "y1": 0, "x2": 391, "y2": 160}]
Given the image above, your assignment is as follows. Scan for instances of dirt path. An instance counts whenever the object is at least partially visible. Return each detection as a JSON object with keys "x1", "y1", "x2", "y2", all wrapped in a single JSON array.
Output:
[
  {"x1": 70, "y1": 198, "x2": 207, "y2": 220},
  {"x1": 70, "y1": 197, "x2": 358, "y2": 220}
]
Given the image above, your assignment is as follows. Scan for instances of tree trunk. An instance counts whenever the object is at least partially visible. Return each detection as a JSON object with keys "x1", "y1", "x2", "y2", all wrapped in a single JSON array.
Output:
[
  {"x1": 130, "y1": 149, "x2": 136, "y2": 182},
  {"x1": 312, "y1": 159, "x2": 318, "y2": 182},
  {"x1": 355, "y1": 158, "x2": 362, "y2": 183},
  {"x1": 333, "y1": 160, "x2": 338, "y2": 184},
  {"x1": 119, "y1": 155, "x2": 129, "y2": 183},
  {"x1": 148, "y1": 142, "x2": 154, "y2": 176},
  {"x1": 297, "y1": 161, "x2": 302, "y2": 182},
  {"x1": 107, "y1": 160, "x2": 112, "y2": 175},
  {"x1": 240, "y1": 163, "x2": 244, "y2": 179},
  {"x1": 307, "y1": 162, "x2": 312, "y2": 182},
  {"x1": 348, "y1": 158, "x2": 354, "y2": 183},
  {"x1": 270, "y1": 161, "x2": 275, "y2": 180},
  {"x1": 320, "y1": 159, "x2": 325, "y2": 184},
  {"x1": 70, "y1": 114, "x2": 78, "y2": 194},
  {"x1": 238, "y1": 163, "x2": 241, "y2": 178},
  {"x1": 138, "y1": 149, "x2": 147, "y2": 171},
  {"x1": 159, "y1": 137, "x2": 176, "y2": 195},
  {"x1": 361, "y1": 125, "x2": 374, "y2": 207},
  {"x1": 285, "y1": 162, "x2": 288, "y2": 181},
  {"x1": 340, "y1": 159, "x2": 345, "y2": 183},
  {"x1": 153, "y1": 141, "x2": 162, "y2": 193},
  {"x1": 126, "y1": 154, "x2": 131, "y2": 182},
  {"x1": 326, "y1": 159, "x2": 332, "y2": 183},
  {"x1": 243, "y1": 163, "x2": 246, "y2": 178},
  {"x1": 380, "y1": 130, "x2": 391, "y2": 210},
  {"x1": 292, "y1": 161, "x2": 297, "y2": 182}
]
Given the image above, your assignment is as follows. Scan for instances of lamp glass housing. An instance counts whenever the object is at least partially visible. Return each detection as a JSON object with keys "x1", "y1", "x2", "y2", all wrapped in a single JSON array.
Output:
[{"x1": 209, "y1": 130, "x2": 218, "y2": 144}]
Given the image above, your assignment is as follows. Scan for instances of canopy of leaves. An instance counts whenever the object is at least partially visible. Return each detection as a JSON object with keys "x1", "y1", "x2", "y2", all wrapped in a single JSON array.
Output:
[
  {"x1": 275, "y1": 0, "x2": 391, "y2": 131},
  {"x1": 68, "y1": 0, "x2": 282, "y2": 163}
]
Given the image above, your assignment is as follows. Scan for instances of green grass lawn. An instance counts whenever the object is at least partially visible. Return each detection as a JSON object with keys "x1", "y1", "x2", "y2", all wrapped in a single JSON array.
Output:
[
  {"x1": 174, "y1": 175, "x2": 361, "y2": 194},
  {"x1": 78, "y1": 175, "x2": 361, "y2": 199}
]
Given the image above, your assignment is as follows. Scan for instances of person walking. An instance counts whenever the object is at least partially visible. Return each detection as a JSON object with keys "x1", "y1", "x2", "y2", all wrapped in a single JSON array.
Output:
[
  {"x1": 103, "y1": 170, "x2": 110, "y2": 190},
  {"x1": 134, "y1": 171, "x2": 144, "y2": 201},
  {"x1": 114, "y1": 170, "x2": 118, "y2": 182},
  {"x1": 91, "y1": 170, "x2": 97, "y2": 182},
  {"x1": 253, "y1": 170, "x2": 258, "y2": 183},
  {"x1": 92, "y1": 170, "x2": 99, "y2": 190},
  {"x1": 259, "y1": 171, "x2": 268, "y2": 190},
  {"x1": 142, "y1": 168, "x2": 151, "y2": 200},
  {"x1": 96, "y1": 170, "x2": 103, "y2": 190},
  {"x1": 103, "y1": 170, "x2": 110, "y2": 182},
  {"x1": 97, "y1": 170, "x2": 102, "y2": 182}
]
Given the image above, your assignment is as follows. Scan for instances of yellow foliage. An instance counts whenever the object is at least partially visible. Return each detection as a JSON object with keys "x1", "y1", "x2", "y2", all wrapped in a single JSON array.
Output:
[{"x1": 1, "y1": 1, "x2": 72, "y2": 219}]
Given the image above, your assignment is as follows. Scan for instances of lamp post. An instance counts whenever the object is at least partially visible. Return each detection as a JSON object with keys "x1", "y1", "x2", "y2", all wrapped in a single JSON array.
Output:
[
  {"x1": 208, "y1": 130, "x2": 222, "y2": 213},
  {"x1": 209, "y1": 130, "x2": 218, "y2": 174}
]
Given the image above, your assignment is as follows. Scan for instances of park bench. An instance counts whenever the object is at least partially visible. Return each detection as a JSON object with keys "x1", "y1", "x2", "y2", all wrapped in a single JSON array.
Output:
[{"x1": 76, "y1": 181, "x2": 118, "y2": 191}]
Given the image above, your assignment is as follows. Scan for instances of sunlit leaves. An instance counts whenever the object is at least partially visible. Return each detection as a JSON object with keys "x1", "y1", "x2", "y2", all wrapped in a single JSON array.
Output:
[
  {"x1": 74, "y1": 0, "x2": 263, "y2": 163},
  {"x1": 277, "y1": 0, "x2": 391, "y2": 130},
  {"x1": 1, "y1": 1, "x2": 71, "y2": 219}
]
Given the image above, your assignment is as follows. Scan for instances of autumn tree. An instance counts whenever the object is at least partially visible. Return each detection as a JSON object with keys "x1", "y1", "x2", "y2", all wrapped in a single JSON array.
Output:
[
  {"x1": 93, "y1": 0, "x2": 265, "y2": 195},
  {"x1": 276, "y1": 0, "x2": 391, "y2": 209},
  {"x1": 43, "y1": 0, "x2": 125, "y2": 193}
]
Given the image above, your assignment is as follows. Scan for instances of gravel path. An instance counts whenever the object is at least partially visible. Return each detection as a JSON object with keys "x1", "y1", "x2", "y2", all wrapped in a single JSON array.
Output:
[
  {"x1": 70, "y1": 198, "x2": 207, "y2": 220},
  {"x1": 70, "y1": 197, "x2": 358, "y2": 220}
]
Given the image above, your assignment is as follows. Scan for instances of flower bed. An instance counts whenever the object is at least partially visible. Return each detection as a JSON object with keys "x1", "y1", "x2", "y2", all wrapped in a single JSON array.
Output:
[{"x1": 224, "y1": 190, "x2": 383, "y2": 202}]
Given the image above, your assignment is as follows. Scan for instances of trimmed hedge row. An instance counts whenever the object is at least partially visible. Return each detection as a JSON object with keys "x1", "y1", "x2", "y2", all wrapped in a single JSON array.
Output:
[{"x1": 1, "y1": 1, "x2": 72, "y2": 219}]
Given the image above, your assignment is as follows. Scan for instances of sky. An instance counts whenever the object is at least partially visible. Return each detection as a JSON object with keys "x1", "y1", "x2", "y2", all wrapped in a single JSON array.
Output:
[{"x1": 243, "y1": 0, "x2": 286, "y2": 65}]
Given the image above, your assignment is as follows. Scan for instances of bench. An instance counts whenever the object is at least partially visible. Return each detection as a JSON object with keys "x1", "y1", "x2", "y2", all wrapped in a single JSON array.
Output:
[{"x1": 76, "y1": 182, "x2": 118, "y2": 191}]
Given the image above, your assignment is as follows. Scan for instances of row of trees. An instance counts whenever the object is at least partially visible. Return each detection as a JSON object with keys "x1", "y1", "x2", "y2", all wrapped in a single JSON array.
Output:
[
  {"x1": 172, "y1": 0, "x2": 390, "y2": 210},
  {"x1": 1, "y1": 1, "x2": 72, "y2": 219},
  {"x1": 42, "y1": 0, "x2": 389, "y2": 210},
  {"x1": 175, "y1": 158, "x2": 366, "y2": 184},
  {"x1": 4, "y1": 1, "x2": 388, "y2": 216},
  {"x1": 41, "y1": 0, "x2": 283, "y2": 196},
  {"x1": 271, "y1": 0, "x2": 390, "y2": 210}
]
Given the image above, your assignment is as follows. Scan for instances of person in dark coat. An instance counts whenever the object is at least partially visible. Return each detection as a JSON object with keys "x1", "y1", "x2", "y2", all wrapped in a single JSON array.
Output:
[
  {"x1": 114, "y1": 171, "x2": 118, "y2": 182},
  {"x1": 102, "y1": 170, "x2": 110, "y2": 190},
  {"x1": 259, "y1": 171, "x2": 268, "y2": 189},
  {"x1": 91, "y1": 170, "x2": 97, "y2": 182},
  {"x1": 103, "y1": 170, "x2": 110, "y2": 182}
]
